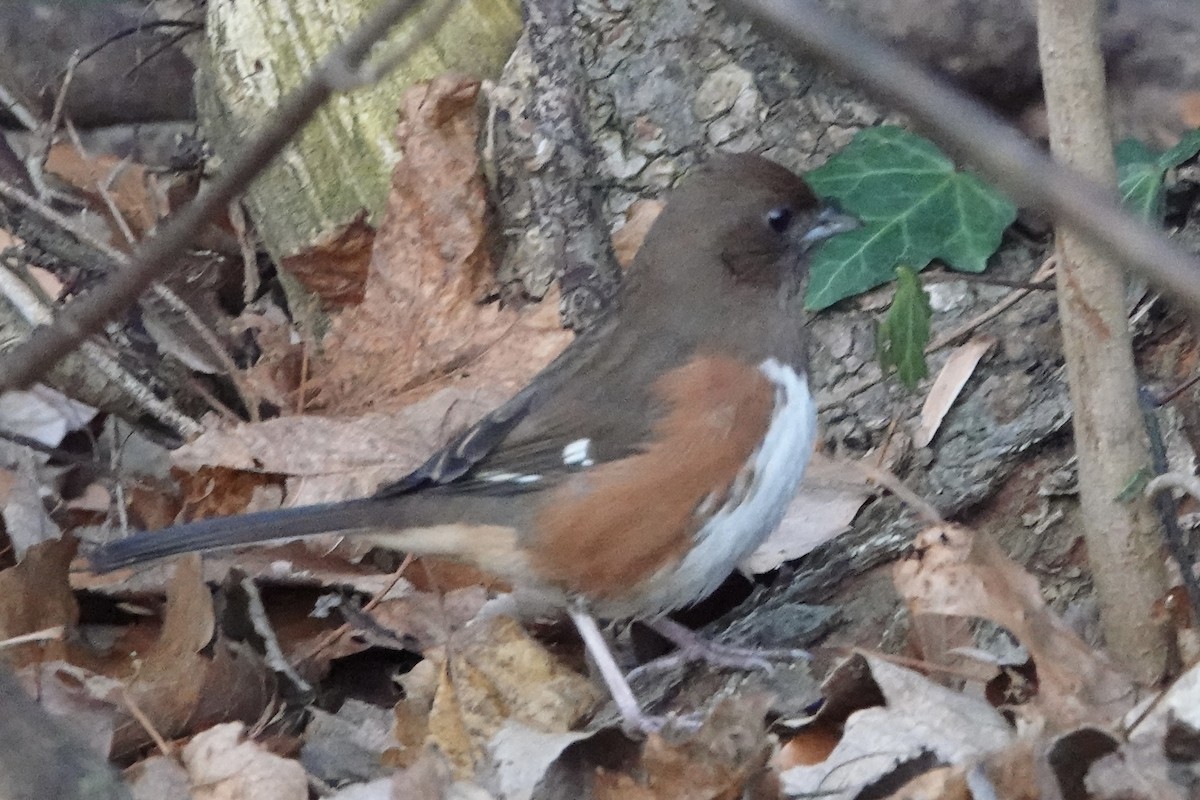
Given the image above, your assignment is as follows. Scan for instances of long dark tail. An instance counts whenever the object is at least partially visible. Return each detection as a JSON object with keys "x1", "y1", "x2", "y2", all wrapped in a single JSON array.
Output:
[{"x1": 87, "y1": 497, "x2": 400, "y2": 573}]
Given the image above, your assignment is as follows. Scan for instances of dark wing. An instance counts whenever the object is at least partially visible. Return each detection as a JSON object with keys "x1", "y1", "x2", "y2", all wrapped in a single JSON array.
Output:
[{"x1": 372, "y1": 314, "x2": 676, "y2": 499}]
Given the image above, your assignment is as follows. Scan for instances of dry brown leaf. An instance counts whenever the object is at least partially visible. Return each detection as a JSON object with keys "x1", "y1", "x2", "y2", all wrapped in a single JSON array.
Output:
[
  {"x1": 882, "y1": 766, "x2": 971, "y2": 800},
  {"x1": 908, "y1": 614, "x2": 997, "y2": 684},
  {"x1": 119, "y1": 556, "x2": 276, "y2": 756},
  {"x1": 977, "y1": 736, "x2": 1042, "y2": 800},
  {"x1": 20, "y1": 661, "x2": 124, "y2": 758},
  {"x1": 742, "y1": 452, "x2": 872, "y2": 574},
  {"x1": 45, "y1": 144, "x2": 161, "y2": 241},
  {"x1": 279, "y1": 211, "x2": 375, "y2": 306},
  {"x1": 485, "y1": 722, "x2": 605, "y2": 799},
  {"x1": 181, "y1": 722, "x2": 308, "y2": 800},
  {"x1": 774, "y1": 724, "x2": 842, "y2": 770},
  {"x1": 123, "y1": 554, "x2": 213, "y2": 733},
  {"x1": 386, "y1": 750, "x2": 459, "y2": 799},
  {"x1": 365, "y1": 586, "x2": 488, "y2": 652},
  {"x1": 779, "y1": 655, "x2": 1012, "y2": 798},
  {"x1": 169, "y1": 387, "x2": 508, "y2": 522},
  {"x1": 175, "y1": 387, "x2": 501, "y2": 479},
  {"x1": 913, "y1": 337, "x2": 996, "y2": 449},
  {"x1": 427, "y1": 615, "x2": 599, "y2": 777},
  {"x1": 893, "y1": 524, "x2": 1136, "y2": 725},
  {"x1": 315, "y1": 75, "x2": 571, "y2": 414},
  {"x1": 301, "y1": 700, "x2": 396, "y2": 787},
  {"x1": 593, "y1": 695, "x2": 775, "y2": 800},
  {"x1": 175, "y1": 466, "x2": 284, "y2": 523},
  {"x1": 0, "y1": 538, "x2": 77, "y2": 666},
  {"x1": 232, "y1": 307, "x2": 304, "y2": 410}
]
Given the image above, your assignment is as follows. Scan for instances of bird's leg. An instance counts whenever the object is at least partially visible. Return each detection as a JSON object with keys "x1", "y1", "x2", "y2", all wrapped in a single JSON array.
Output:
[
  {"x1": 630, "y1": 617, "x2": 812, "y2": 678},
  {"x1": 568, "y1": 606, "x2": 701, "y2": 736}
]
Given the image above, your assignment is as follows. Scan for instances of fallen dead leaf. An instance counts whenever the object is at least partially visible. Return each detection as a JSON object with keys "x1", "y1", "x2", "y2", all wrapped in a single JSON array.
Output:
[
  {"x1": 314, "y1": 75, "x2": 572, "y2": 415},
  {"x1": 45, "y1": 143, "x2": 160, "y2": 242},
  {"x1": 1, "y1": 460, "x2": 62, "y2": 559},
  {"x1": 26, "y1": 265, "x2": 60, "y2": 298},
  {"x1": 363, "y1": 585, "x2": 489, "y2": 652},
  {"x1": 779, "y1": 655, "x2": 1012, "y2": 799},
  {"x1": 486, "y1": 722, "x2": 604, "y2": 800},
  {"x1": 913, "y1": 336, "x2": 995, "y2": 449},
  {"x1": 593, "y1": 695, "x2": 776, "y2": 800},
  {"x1": 743, "y1": 452, "x2": 872, "y2": 574},
  {"x1": 882, "y1": 766, "x2": 971, "y2": 800},
  {"x1": 280, "y1": 211, "x2": 375, "y2": 307},
  {"x1": 232, "y1": 305, "x2": 304, "y2": 411},
  {"x1": 0, "y1": 385, "x2": 96, "y2": 449},
  {"x1": 893, "y1": 524, "x2": 1136, "y2": 726},
  {"x1": 0, "y1": 538, "x2": 77, "y2": 666},
  {"x1": 175, "y1": 466, "x2": 284, "y2": 523},
  {"x1": 773, "y1": 723, "x2": 841, "y2": 770},
  {"x1": 301, "y1": 699, "x2": 396, "y2": 786},
  {"x1": 386, "y1": 659, "x2": 439, "y2": 769},
  {"x1": 385, "y1": 750, "x2": 460, "y2": 799},
  {"x1": 182, "y1": 722, "x2": 308, "y2": 800},
  {"x1": 21, "y1": 660, "x2": 125, "y2": 758},
  {"x1": 427, "y1": 615, "x2": 600, "y2": 777},
  {"x1": 171, "y1": 386, "x2": 506, "y2": 509},
  {"x1": 119, "y1": 556, "x2": 276, "y2": 757}
]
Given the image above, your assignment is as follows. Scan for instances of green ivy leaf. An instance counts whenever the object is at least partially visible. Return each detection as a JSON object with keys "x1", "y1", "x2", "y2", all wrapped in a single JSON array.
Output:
[
  {"x1": 877, "y1": 266, "x2": 932, "y2": 389},
  {"x1": 804, "y1": 126, "x2": 1016, "y2": 310},
  {"x1": 1117, "y1": 139, "x2": 1167, "y2": 222},
  {"x1": 1157, "y1": 129, "x2": 1200, "y2": 171},
  {"x1": 1117, "y1": 130, "x2": 1200, "y2": 223}
]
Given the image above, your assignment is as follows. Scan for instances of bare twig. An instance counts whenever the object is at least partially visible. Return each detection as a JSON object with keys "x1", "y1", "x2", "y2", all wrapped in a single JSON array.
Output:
[
  {"x1": 0, "y1": 626, "x2": 64, "y2": 649},
  {"x1": 73, "y1": 19, "x2": 203, "y2": 71},
  {"x1": 228, "y1": 201, "x2": 260, "y2": 305},
  {"x1": 146, "y1": 283, "x2": 261, "y2": 423},
  {"x1": 0, "y1": 82, "x2": 39, "y2": 132},
  {"x1": 35, "y1": 51, "x2": 80, "y2": 189},
  {"x1": 293, "y1": 555, "x2": 415, "y2": 666},
  {"x1": 850, "y1": 459, "x2": 943, "y2": 525},
  {"x1": 119, "y1": 687, "x2": 174, "y2": 757},
  {"x1": 723, "y1": 0, "x2": 1200, "y2": 321},
  {"x1": 926, "y1": 257, "x2": 1057, "y2": 351},
  {"x1": 0, "y1": 178, "x2": 129, "y2": 266},
  {"x1": 0, "y1": 0, "x2": 450, "y2": 393},
  {"x1": 0, "y1": 259, "x2": 202, "y2": 438}
]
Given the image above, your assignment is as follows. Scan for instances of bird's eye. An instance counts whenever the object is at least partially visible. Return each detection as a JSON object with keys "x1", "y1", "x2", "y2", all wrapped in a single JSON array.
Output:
[{"x1": 766, "y1": 206, "x2": 793, "y2": 233}]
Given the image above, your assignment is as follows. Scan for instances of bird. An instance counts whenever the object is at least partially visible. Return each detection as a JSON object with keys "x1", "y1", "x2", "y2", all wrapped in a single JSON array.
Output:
[{"x1": 89, "y1": 153, "x2": 857, "y2": 731}]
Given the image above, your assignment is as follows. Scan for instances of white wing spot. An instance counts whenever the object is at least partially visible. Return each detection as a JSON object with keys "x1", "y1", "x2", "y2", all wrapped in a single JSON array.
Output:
[
  {"x1": 480, "y1": 471, "x2": 542, "y2": 484},
  {"x1": 562, "y1": 438, "x2": 594, "y2": 468}
]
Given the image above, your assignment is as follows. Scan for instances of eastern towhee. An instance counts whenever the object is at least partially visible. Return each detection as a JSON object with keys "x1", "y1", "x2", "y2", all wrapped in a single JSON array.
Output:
[{"x1": 90, "y1": 153, "x2": 857, "y2": 730}]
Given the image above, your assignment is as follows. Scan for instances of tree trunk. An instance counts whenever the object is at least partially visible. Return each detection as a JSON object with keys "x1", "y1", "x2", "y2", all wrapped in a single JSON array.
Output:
[{"x1": 1036, "y1": 0, "x2": 1171, "y2": 682}]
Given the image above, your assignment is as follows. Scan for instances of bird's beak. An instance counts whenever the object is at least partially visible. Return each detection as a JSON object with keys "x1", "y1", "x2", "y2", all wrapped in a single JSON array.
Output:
[{"x1": 799, "y1": 205, "x2": 860, "y2": 250}]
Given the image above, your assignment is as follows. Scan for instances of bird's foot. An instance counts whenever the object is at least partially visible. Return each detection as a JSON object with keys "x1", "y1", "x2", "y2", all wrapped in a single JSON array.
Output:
[
  {"x1": 628, "y1": 617, "x2": 812, "y2": 680},
  {"x1": 619, "y1": 709, "x2": 704, "y2": 739},
  {"x1": 569, "y1": 608, "x2": 708, "y2": 739}
]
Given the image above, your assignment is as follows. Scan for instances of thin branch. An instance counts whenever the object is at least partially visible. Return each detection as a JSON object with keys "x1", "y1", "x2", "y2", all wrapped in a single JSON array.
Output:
[
  {"x1": 0, "y1": 0, "x2": 448, "y2": 393},
  {"x1": 35, "y1": 51, "x2": 80, "y2": 189},
  {"x1": 723, "y1": 0, "x2": 1200, "y2": 323},
  {"x1": 72, "y1": 19, "x2": 203, "y2": 70}
]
